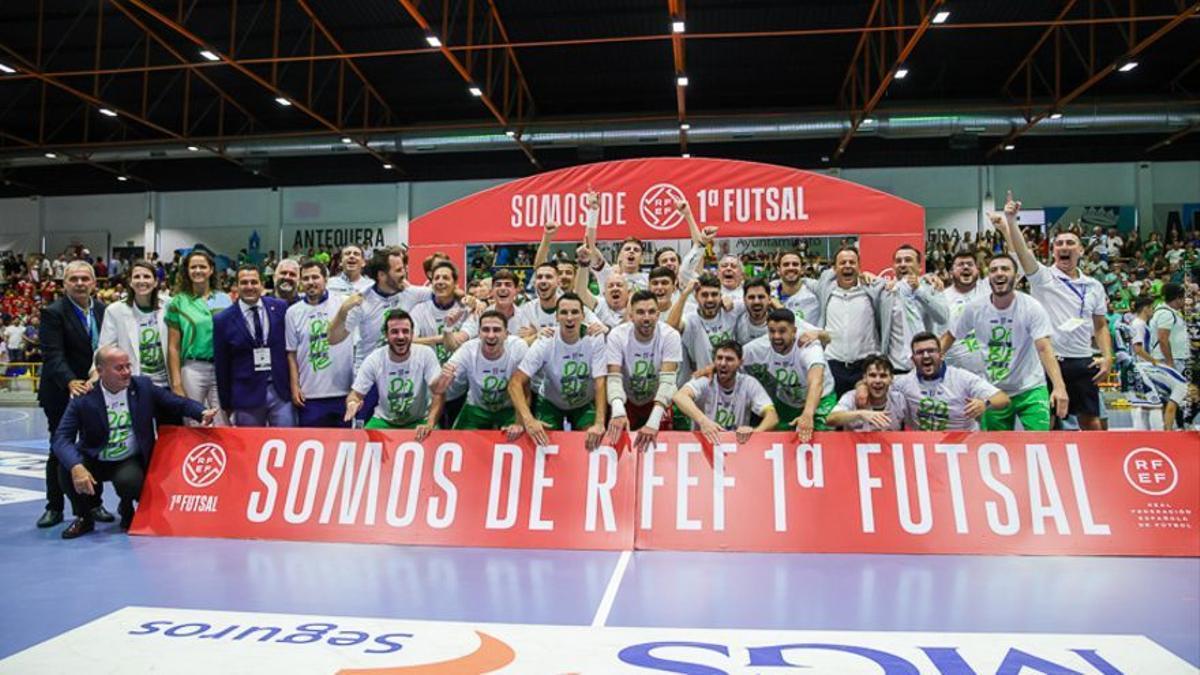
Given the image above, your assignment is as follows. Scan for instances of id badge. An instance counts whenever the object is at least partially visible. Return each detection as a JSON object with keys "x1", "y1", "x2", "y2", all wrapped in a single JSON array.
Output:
[
  {"x1": 1057, "y1": 317, "x2": 1087, "y2": 332},
  {"x1": 253, "y1": 347, "x2": 272, "y2": 371}
]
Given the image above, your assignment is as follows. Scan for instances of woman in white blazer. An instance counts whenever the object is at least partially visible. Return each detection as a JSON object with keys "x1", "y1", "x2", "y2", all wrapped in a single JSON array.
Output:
[{"x1": 97, "y1": 260, "x2": 171, "y2": 387}]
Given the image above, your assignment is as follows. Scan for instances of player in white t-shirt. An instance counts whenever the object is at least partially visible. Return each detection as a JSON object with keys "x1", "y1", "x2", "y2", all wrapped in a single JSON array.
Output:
[
  {"x1": 509, "y1": 293, "x2": 608, "y2": 449},
  {"x1": 435, "y1": 310, "x2": 529, "y2": 432},
  {"x1": 514, "y1": 262, "x2": 604, "y2": 342},
  {"x1": 604, "y1": 291, "x2": 683, "y2": 451},
  {"x1": 668, "y1": 274, "x2": 743, "y2": 373},
  {"x1": 574, "y1": 245, "x2": 630, "y2": 328},
  {"x1": 991, "y1": 190, "x2": 1112, "y2": 430},
  {"x1": 285, "y1": 260, "x2": 356, "y2": 427},
  {"x1": 344, "y1": 309, "x2": 442, "y2": 437},
  {"x1": 674, "y1": 339, "x2": 778, "y2": 444},
  {"x1": 943, "y1": 253, "x2": 1069, "y2": 431},
  {"x1": 939, "y1": 250, "x2": 990, "y2": 376},
  {"x1": 329, "y1": 246, "x2": 434, "y2": 370},
  {"x1": 460, "y1": 269, "x2": 525, "y2": 335},
  {"x1": 717, "y1": 254, "x2": 745, "y2": 304},
  {"x1": 827, "y1": 355, "x2": 907, "y2": 431},
  {"x1": 326, "y1": 244, "x2": 373, "y2": 297},
  {"x1": 410, "y1": 261, "x2": 476, "y2": 364},
  {"x1": 892, "y1": 332, "x2": 1010, "y2": 431},
  {"x1": 773, "y1": 250, "x2": 822, "y2": 326},
  {"x1": 741, "y1": 308, "x2": 836, "y2": 440}
]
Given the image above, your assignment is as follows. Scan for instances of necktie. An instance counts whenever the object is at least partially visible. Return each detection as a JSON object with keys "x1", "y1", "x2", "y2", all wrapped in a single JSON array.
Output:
[{"x1": 251, "y1": 305, "x2": 264, "y2": 346}]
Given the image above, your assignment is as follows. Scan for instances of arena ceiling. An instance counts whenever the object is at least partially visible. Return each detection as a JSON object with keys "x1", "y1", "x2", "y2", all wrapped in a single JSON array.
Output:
[{"x1": 0, "y1": 0, "x2": 1198, "y2": 197}]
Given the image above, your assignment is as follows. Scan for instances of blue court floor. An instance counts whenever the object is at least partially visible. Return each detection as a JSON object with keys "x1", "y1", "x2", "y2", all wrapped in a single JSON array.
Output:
[{"x1": 1, "y1": 406, "x2": 1197, "y2": 671}]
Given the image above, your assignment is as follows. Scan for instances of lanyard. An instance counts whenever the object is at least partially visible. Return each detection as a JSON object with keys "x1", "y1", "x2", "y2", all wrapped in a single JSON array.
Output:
[{"x1": 1056, "y1": 275, "x2": 1089, "y2": 318}]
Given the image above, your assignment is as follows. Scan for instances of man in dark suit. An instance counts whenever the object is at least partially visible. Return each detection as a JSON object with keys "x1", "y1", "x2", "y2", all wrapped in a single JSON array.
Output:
[
  {"x1": 214, "y1": 265, "x2": 295, "y2": 426},
  {"x1": 53, "y1": 345, "x2": 217, "y2": 538},
  {"x1": 36, "y1": 259, "x2": 112, "y2": 528}
]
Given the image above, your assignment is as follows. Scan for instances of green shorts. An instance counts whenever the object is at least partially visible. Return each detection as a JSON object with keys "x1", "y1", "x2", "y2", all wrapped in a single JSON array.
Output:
[
  {"x1": 982, "y1": 385, "x2": 1050, "y2": 431},
  {"x1": 534, "y1": 398, "x2": 596, "y2": 430},
  {"x1": 365, "y1": 416, "x2": 421, "y2": 430},
  {"x1": 773, "y1": 392, "x2": 838, "y2": 431},
  {"x1": 453, "y1": 403, "x2": 517, "y2": 430}
]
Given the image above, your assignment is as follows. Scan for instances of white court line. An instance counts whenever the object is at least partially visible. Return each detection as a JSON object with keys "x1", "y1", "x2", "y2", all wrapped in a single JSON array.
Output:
[
  {"x1": 0, "y1": 411, "x2": 30, "y2": 426},
  {"x1": 590, "y1": 549, "x2": 632, "y2": 627}
]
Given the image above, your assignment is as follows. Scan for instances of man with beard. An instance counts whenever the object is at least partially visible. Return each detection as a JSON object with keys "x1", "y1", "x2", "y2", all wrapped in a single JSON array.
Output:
[
  {"x1": 827, "y1": 355, "x2": 907, "y2": 431},
  {"x1": 327, "y1": 244, "x2": 372, "y2": 296},
  {"x1": 214, "y1": 266, "x2": 294, "y2": 427},
  {"x1": 668, "y1": 274, "x2": 742, "y2": 373},
  {"x1": 893, "y1": 332, "x2": 1009, "y2": 431},
  {"x1": 411, "y1": 261, "x2": 476, "y2": 364},
  {"x1": 330, "y1": 246, "x2": 433, "y2": 370},
  {"x1": 575, "y1": 246, "x2": 630, "y2": 328},
  {"x1": 605, "y1": 291, "x2": 683, "y2": 451},
  {"x1": 741, "y1": 308, "x2": 836, "y2": 441},
  {"x1": 271, "y1": 258, "x2": 301, "y2": 305},
  {"x1": 891, "y1": 244, "x2": 949, "y2": 369},
  {"x1": 940, "y1": 250, "x2": 990, "y2": 376},
  {"x1": 344, "y1": 309, "x2": 441, "y2": 438},
  {"x1": 435, "y1": 310, "x2": 529, "y2": 432},
  {"x1": 674, "y1": 340, "x2": 778, "y2": 444},
  {"x1": 286, "y1": 260, "x2": 355, "y2": 427},
  {"x1": 581, "y1": 190, "x2": 649, "y2": 293},
  {"x1": 812, "y1": 246, "x2": 903, "y2": 396},
  {"x1": 516, "y1": 262, "x2": 603, "y2": 343},
  {"x1": 510, "y1": 293, "x2": 607, "y2": 449},
  {"x1": 943, "y1": 254, "x2": 1068, "y2": 431},
  {"x1": 991, "y1": 190, "x2": 1113, "y2": 430},
  {"x1": 774, "y1": 250, "x2": 821, "y2": 326},
  {"x1": 736, "y1": 278, "x2": 773, "y2": 343}
]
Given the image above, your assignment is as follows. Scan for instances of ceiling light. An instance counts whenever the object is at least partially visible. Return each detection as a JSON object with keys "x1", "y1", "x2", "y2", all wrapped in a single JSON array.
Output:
[
  {"x1": 676, "y1": 74, "x2": 689, "y2": 87},
  {"x1": 199, "y1": 50, "x2": 219, "y2": 62},
  {"x1": 681, "y1": 153, "x2": 691, "y2": 158},
  {"x1": 117, "y1": 175, "x2": 129, "y2": 181},
  {"x1": 425, "y1": 35, "x2": 442, "y2": 48},
  {"x1": 680, "y1": 123, "x2": 690, "y2": 131},
  {"x1": 862, "y1": 117, "x2": 876, "y2": 125},
  {"x1": 672, "y1": 20, "x2": 686, "y2": 33},
  {"x1": 340, "y1": 136, "x2": 352, "y2": 144},
  {"x1": 383, "y1": 163, "x2": 394, "y2": 170},
  {"x1": 274, "y1": 97, "x2": 291, "y2": 106},
  {"x1": 186, "y1": 145, "x2": 200, "y2": 151},
  {"x1": 505, "y1": 130, "x2": 516, "y2": 137},
  {"x1": 1004, "y1": 144, "x2": 1015, "y2": 151},
  {"x1": 932, "y1": 11, "x2": 950, "y2": 24},
  {"x1": 44, "y1": 152, "x2": 57, "y2": 159},
  {"x1": 821, "y1": 156, "x2": 830, "y2": 163},
  {"x1": 1118, "y1": 60, "x2": 1138, "y2": 72},
  {"x1": 1049, "y1": 112, "x2": 1063, "y2": 120},
  {"x1": 0, "y1": 62, "x2": 16, "y2": 74},
  {"x1": 895, "y1": 67, "x2": 909, "y2": 79},
  {"x1": 468, "y1": 85, "x2": 483, "y2": 97},
  {"x1": 98, "y1": 107, "x2": 118, "y2": 117}
]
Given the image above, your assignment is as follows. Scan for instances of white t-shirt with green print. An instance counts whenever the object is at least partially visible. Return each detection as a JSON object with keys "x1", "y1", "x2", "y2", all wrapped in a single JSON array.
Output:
[
  {"x1": 518, "y1": 332, "x2": 607, "y2": 411},
  {"x1": 286, "y1": 295, "x2": 355, "y2": 399},
  {"x1": 741, "y1": 336, "x2": 834, "y2": 410},
  {"x1": 100, "y1": 386, "x2": 136, "y2": 462},
  {"x1": 352, "y1": 344, "x2": 441, "y2": 425},
  {"x1": 446, "y1": 336, "x2": 529, "y2": 412},
  {"x1": 892, "y1": 365, "x2": 1000, "y2": 431},
  {"x1": 951, "y1": 292, "x2": 1052, "y2": 396},
  {"x1": 604, "y1": 322, "x2": 683, "y2": 406},
  {"x1": 682, "y1": 373, "x2": 773, "y2": 430}
]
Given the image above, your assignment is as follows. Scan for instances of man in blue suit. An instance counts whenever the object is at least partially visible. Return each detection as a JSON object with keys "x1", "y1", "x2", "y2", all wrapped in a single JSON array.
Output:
[
  {"x1": 214, "y1": 265, "x2": 295, "y2": 427},
  {"x1": 53, "y1": 346, "x2": 217, "y2": 538}
]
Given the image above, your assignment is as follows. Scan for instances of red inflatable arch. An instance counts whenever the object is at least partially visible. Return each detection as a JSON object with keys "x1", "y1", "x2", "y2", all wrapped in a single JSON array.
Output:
[{"x1": 407, "y1": 157, "x2": 924, "y2": 284}]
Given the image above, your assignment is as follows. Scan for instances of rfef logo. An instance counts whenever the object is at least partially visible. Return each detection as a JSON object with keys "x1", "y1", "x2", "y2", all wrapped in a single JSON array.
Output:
[
  {"x1": 640, "y1": 183, "x2": 687, "y2": 231},
  {"x1": 182, "y1": 443, "x2": 227, "y2": 489},
  {"x1": 1123, "y1": 447, "x2": 1178, "y2": 496}
]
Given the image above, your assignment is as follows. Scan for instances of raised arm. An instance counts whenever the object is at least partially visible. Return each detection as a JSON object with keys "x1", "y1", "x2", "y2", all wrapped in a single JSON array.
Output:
[
  {"x1": 990, "y1": 190, "x2": 1038, "y2": 275},
  {"x1": 667, "y1": 278, "x2": 698, "y2": 331},
  {"x1": 328, "y1": 293, "x2": 363, "y2": 345},
  {"x1": 533, "y1": 222, "x2": 560, "y2": 267}
]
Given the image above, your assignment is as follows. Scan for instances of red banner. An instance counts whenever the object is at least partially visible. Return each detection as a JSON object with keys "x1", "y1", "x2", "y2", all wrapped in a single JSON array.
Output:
[
  {"x1": 407, "y1": 158, "x2": 925, "y2": 273},
  {"x1": 131, "y1": 427, "x2": 637, "y2": 550},
  {"x1": 133, "y1": 429, "x2": 1200, "y2": 557}
]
